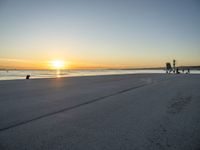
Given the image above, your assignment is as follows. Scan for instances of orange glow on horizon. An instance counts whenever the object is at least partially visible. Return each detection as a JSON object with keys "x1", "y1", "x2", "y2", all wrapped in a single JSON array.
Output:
[{"x1": 1, "y1": 57, "x2": 197, "y2": 70}]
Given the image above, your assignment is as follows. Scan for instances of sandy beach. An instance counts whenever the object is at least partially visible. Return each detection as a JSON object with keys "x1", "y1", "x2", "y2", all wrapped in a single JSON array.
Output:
[{"x1": 0, "y1": 74, "x2": 200, "y2": 150}]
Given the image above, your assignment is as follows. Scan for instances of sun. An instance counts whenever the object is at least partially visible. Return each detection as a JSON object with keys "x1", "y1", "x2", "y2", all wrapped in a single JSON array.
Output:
[{"x1": 51, "y1": 60, "x2": 65, "y2": 69}]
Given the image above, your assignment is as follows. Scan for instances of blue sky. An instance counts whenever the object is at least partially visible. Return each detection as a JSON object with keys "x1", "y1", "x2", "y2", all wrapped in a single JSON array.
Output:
[{"x1": 0, "y1": 0, "x2": 199, "y2": 69}]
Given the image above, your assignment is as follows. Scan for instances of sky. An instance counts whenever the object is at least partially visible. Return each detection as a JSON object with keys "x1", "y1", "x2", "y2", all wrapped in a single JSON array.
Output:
[{"x1": 0, "y1": 0, "x2": 200, "y2": 69}]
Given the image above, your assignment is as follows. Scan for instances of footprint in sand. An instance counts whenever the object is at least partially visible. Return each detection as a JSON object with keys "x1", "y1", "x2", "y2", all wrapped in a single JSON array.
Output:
[{"x1": 167, "y1": 96, "x2": 192, "y2": 114}]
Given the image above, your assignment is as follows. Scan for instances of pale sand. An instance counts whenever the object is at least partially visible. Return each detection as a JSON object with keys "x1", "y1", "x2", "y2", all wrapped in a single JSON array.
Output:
[{"x1": 0, "y1": 74, "x2": 199, "y2": 150}]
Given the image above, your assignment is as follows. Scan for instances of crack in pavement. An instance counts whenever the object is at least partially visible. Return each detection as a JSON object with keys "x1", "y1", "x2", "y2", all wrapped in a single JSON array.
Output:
[{"x1": 0, "y1": 82, "x2": 152, "y2": 132}]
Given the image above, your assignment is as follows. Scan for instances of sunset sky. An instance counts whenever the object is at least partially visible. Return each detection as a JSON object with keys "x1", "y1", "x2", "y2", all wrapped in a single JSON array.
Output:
[{"x1": 0, "y1": 0, "x2": 200, "y2": 69}]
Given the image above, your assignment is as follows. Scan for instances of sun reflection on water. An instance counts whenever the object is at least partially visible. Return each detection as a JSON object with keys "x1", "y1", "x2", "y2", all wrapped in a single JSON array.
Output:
[{"x1": 56, "y1": 70, "x2": 60, "y2": 78}]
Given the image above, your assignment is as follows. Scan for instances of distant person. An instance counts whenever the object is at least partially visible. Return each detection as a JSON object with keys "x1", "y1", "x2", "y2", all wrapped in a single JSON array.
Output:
[
  {"x1": 26, "y1": 75, "x2": 30, "y2": 79},
  {"x1": 176, "y1": 68, "x2": 180, "y2": 74},
  {"x1": 182, "y1": 69, "x2": 184, "y2": 73},
  {"x1": 166, "y1": 62, "x2": 172, "y2": 73},
  {"x1": 187, "y1": 68, "x2": 190, "y2": 74}
]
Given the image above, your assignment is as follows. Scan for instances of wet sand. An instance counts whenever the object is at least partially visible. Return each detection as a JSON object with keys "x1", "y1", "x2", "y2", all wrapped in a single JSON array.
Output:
[{"x1": 0, "y1": 74, "x2": 200, "y2": 150}]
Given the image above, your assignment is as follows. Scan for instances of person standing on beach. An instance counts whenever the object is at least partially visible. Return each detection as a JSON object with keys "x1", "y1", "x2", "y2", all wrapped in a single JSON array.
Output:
[
  {"x1": 188, "y1": 69, "x2": 190, "y2": 74},
  {"x1": 176, "y1": 68, "x2": 180, "y2": 74}
]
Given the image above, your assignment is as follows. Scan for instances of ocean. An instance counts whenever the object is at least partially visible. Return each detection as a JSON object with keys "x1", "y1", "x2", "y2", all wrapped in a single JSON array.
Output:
[{"x1": 0, "y1": 69, "x2": 199, "y2": 81}]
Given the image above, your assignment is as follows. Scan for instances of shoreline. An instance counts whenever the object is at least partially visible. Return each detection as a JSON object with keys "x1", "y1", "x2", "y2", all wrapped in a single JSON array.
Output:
[
  {"x1": 1, "y1": 70, "x2": 199, "y2": 82},
  {"x1": 0, "y1": 72, "x2": 165, "y2": 82},
  {"x1": 0, "y1": 72, "x2": 195, "y2": 83}
]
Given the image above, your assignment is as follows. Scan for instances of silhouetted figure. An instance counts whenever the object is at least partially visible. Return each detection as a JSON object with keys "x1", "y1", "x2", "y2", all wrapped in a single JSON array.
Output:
[
  {"x1": 182, "y1": 69, "x2": 184, "y2": 73},
  {"x1": 176, "y1": 68, "x2": 180, "y2": 74},
  {"x1": 187, "y1": 68, "x2": 190, "y2": 74},
  {"x1": 26, "y1": 75, "x2": 30, "y2": 79},
  {"x1": 166, "y1": 62, "x2": 172, "y2": 73}
]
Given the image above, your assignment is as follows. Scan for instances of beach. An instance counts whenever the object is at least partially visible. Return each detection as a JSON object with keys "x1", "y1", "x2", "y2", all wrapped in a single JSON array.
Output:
[{"x1": 0, "y1": 74, "x2": 200, "y2": 150}]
